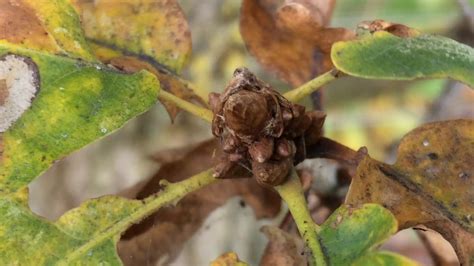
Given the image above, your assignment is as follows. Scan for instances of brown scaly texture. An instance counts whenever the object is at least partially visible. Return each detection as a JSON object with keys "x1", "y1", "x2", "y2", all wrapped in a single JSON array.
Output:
[{"x1": 210, "y1": 67, "x2": 326, "y2": 186}]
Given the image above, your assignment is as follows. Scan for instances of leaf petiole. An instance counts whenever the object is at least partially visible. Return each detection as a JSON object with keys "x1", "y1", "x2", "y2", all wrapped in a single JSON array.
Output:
[
  {"x1": 275, "y1": 169, "x2": 327, "y2": 266},
  {"x1": 284, "y1": 69, "x2": 339, "y2": 103}
]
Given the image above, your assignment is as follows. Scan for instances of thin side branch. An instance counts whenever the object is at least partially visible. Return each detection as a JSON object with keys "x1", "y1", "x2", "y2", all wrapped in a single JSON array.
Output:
[{"x1": 63, "y1": 169, "x2": 217, "y2": 263}]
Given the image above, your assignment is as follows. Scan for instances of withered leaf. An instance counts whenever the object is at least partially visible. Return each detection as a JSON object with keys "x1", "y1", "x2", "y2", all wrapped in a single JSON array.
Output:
[
  {"x1": 240, "y1": 0, "x2": 354, "y2": 86},
  {"x1": 345, "y1": 119, "x2": 474, "y2": 265},
  {"x1": 118, "y1": 139, "x2": 281, "y2": 266},
  {"x1": 260, "y1": 225, "x2": 307, "y2": 266}
]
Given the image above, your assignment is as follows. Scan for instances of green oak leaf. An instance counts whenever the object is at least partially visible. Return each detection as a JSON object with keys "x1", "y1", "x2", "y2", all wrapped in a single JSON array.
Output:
[
  {"x1": 319, "y1": 204, "x2": 418, "y2": 266},
  {"x1": 0, "y1": 170, "x2": 215, "y2": 265},
  {"x1": 0, "y1": 41, "x2": 159, "y2": 193},
  {"x1": 331, "y1": 31, "x2": 474, "y2": 87}
]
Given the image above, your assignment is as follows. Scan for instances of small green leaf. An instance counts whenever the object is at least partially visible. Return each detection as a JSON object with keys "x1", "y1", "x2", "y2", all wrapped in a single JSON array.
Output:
[
  {"x1": 331, "y1": 31, "x2": 474, "y2": 87},
  {"x1": 0, "y1": 41, "x2": 159, "y2": 192},
  {"x1": 319, "y1": 204, "x2": 418, "y2": 266}
]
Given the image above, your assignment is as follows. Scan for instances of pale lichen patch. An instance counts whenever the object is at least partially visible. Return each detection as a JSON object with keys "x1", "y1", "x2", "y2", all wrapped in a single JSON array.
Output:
[{"x1": 0, "y1": 55, "x2": 40, "y2": 132}]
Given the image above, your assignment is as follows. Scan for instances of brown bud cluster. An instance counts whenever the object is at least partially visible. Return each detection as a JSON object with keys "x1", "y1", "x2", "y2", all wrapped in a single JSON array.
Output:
[{"x1": 210, "y1": 68, "x2": 326, "y2": 186}]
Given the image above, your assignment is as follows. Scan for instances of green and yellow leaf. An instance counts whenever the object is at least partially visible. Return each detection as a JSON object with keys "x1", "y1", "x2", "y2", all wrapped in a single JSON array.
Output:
[
  {"x1": 0, "y1": 41, "x2": 159, "y2": 192},
  {"x1": 0, "y1": 170, "x2": 215, "y2": 265},
  {"x1": 319, "y1": 204, "x2": 418, "y2": 266}
]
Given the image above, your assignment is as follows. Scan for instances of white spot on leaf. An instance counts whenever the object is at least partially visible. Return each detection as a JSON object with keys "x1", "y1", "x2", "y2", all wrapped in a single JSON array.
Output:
[{"x1": 0, "y1": 55, "x2": 40, "y2": 132}]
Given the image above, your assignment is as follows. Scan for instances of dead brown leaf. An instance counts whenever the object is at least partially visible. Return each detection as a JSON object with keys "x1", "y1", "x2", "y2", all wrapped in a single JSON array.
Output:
[
  {"x1": 416, "y1": 228, "x2": 460, "y2": 266},
  {"x1": 240, "y1": 0, "x2": 354, "y2": 86},
  {"x1": 118, "y1": 139, "x2": 281, "y2": 266},
  {"x1": 345, "y1": 119, "x2": 474, "y2": 265},
  {"x1": 260, "y1": 225, "x2": 307, "y2": 266}
]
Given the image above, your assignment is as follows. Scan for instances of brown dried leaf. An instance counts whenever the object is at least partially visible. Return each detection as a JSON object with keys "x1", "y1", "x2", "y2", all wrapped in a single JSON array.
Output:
[
  {"x1": 118, "y1": 139, "x2": 281, "y2": 266},
  {"x1": 345, "y1": 120, "x2": 474, "y2": 265},
  {"x1": 108, "y1": 56, "x2": 206, "y2": 121},
  {"x1": 260, "y1": 226, "x2": 307, "y2": 266},
  {"x1": 240, "y1": 0, "x2": 354, "y2": 86},
  {"x1": 416, "y1": 228, "x2": 459, "y2": 266}
]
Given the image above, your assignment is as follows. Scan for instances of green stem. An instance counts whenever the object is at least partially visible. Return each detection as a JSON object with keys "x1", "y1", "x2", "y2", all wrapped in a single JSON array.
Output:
[
  {"x1": 62, "y1": 169, "x2": 217, "y2": 263},
  {"x1": 158, "y1": 90, "x2": 213, "y2": 123},
  {"x1": 275, "y1": 169, "x2": 327, "y2": 266},
  {"x1": 283, "y1": 69, "x2": 338, "y2": 103}
]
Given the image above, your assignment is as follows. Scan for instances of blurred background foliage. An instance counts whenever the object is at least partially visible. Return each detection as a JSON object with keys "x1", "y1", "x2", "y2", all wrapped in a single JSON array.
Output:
[{"x1": 28, "y1": 0, "x2": 472, "y2": 265}]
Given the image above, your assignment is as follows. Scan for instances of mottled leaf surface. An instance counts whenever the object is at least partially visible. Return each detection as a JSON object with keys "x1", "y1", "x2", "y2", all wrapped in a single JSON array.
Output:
[
  {"x1": 332, "y1": 31, "x2": 474, "y2": 87},
  {"x1": 23, "y1": 0, "x2": 96, "y2": 61},
  {"x1": 319, "y1": 204, "x2": 418, "y2": 266},
  {"x1": 0, "y1": 169, "x2": 215, "y2": 265},
  {"x1": 0, "y1": 42, "x2": 159, "y2": 192},
  {"x1": 346, "y1": 120, "x2": 474, "y2": 264},
  {"x1": 73, "y1": 0, "x2": 191, "y2": 73},
  {"x1": 0, "y1": 0, "x2": 95, "y2": 60},
  {"x1": 72, "y1": 0, "x2": 204, "y2": 119}
]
